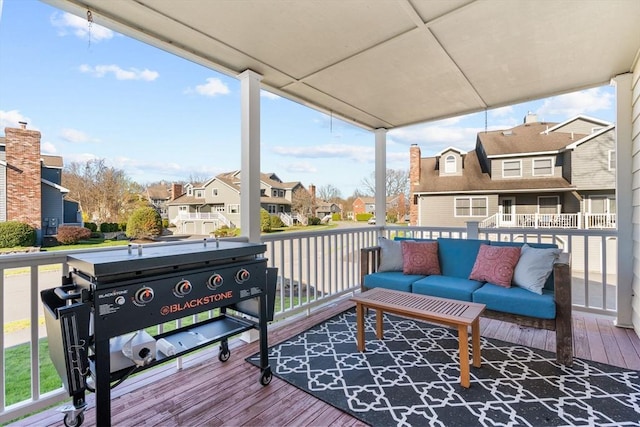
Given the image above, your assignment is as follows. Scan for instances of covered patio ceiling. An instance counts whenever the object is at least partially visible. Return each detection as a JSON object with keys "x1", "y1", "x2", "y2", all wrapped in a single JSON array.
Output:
[{"x1": 43, "y1": 0, "x2": 640, "y2": 131}]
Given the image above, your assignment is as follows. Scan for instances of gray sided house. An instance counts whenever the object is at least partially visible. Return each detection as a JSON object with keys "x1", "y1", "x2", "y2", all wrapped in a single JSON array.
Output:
[
  {"x1": 410, "y1": 114, "x2": 616, "y2": 230},
  {"x1": 167, "y1": 171, "x2": 307, "y2": 234},
  {"x1": 1, "y1": 124, "x2": 81, "y2": 244}
]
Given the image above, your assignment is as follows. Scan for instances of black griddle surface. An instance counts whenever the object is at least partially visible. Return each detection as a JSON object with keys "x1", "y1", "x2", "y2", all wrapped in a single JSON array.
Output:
[{"x1": 66, "y1": 240, "x2": 266, "y2": 278}]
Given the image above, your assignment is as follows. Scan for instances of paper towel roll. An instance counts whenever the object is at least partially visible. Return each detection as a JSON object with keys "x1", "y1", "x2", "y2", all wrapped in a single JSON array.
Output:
[{"x1": 156, "y1": 338, "x2": 176, "y2": 357}]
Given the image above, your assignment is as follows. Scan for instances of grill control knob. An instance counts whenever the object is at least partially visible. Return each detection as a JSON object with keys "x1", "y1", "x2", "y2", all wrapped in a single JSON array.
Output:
[
  {"x1": 235, "y1": 268, "x2": 250, "y2": 284},
  {"x1": 115, "y1": 296, "x2": 126, "y2": 305},
  {"x1": 133, "y1": 287, "x2": 154, "y2": 306},
  {"x1": 207, "y1": 273, "x2": 224, "y2": 290},
  {"x1": 174, "y1": 280, "x2": 192, "y2": 297}
]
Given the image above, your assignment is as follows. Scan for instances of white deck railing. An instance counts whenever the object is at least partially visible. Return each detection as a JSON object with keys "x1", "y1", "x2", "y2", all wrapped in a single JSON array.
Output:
[
  {"x1": 480, "y1": 213, "x2": 617, "y2": 229},
  {"x1": 0, "y1": 224, "x2": 618, "y2": 423},
  {"x1": 173, "y1": 211, "x2": 234, "y2": 228}
]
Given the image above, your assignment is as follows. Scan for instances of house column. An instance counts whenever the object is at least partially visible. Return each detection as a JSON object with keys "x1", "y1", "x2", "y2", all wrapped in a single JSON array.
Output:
[
  {"x1": 238, "y1": 70, "x2": 263, "y2": 243},
  {"x1": 613, "y1": 72, "x2": 633, "y2": 328},
  {"x1": 374, "y1": 129, "x2": 387, "y2": 226}
]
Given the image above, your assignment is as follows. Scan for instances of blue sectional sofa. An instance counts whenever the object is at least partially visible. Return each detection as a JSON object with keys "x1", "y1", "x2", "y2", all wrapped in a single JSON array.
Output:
[{"x1": 360, "y1": 237, "x2": 573, "y2": 366}]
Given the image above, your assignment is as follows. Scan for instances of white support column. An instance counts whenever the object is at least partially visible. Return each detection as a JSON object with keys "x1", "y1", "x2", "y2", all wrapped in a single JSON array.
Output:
[
  {"x1": 238, "y1": 70, "x2": 263, "y2": 243},
  {"x1": 374, "y1": 129, "x2": 387, "y2": 226},
  {"x1": 614, "y1": 73, "x2": 633, "y2": 328}
]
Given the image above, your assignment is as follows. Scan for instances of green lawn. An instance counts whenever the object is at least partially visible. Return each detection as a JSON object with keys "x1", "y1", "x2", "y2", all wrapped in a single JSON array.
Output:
[{"x1": 43, "y1": 238, "x2": 130, "y2": 251}]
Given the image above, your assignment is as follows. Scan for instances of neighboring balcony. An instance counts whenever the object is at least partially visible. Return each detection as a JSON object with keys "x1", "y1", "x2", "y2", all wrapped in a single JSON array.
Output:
[
  {"x1": 172, "y1": 211, "x2": 235, "y2": 230},
  {"x1": 481, "y1": 213, "x2": 616, "y2": 229}
]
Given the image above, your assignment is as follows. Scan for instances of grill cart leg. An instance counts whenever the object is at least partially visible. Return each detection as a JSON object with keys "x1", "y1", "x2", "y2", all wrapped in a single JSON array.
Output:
[
  {"x1": 258, "y1": 292, "x2": 272, "y2": 386},
  {"x1": 218, "y1": 339, "x2": 231, "y2": 362},
  {"x1": 58, "y1": 393, "x2": 86, "y2": 427}
]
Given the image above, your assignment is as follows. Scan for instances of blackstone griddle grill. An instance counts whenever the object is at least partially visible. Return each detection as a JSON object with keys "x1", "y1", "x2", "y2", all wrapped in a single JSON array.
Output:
[{"x1": 41, "y1": 239, "x2": 277, "y2": 427}]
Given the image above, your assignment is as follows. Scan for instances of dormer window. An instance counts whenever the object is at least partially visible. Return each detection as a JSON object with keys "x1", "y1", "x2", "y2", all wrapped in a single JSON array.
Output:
[{"x1": 444, "y1": 155, "x2": 456, "y2": 173}]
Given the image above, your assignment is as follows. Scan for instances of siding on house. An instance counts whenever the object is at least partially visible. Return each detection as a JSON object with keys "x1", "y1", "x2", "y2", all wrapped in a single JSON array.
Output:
[
  {"x1": 490, "y1": 155, "x2": 562, "y2": 180},
  {"x1": 630, "y1": 62, "x2": 640, "y2": 334},
  {"x1": 41, "y1": 183, "x2": 63, "y2": 235},
  {"x1": 418, "y1": 194, "x2": 498, "y2": 227},
  {"x1": 570, "y1": 130, "x2": 616, "y2": 189},
  {"x1": 552, "y1": 119, "x2": 608, "y2": 135}
]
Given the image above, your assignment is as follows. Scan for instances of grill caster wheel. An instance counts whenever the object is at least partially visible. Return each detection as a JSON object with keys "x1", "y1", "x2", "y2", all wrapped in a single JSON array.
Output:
[
  {"x1": 63, "y1": 412, "x2": 84, "y2": 427},
  {"x1": 260, "y1": 367, "x2": 272, "y2": 386},
  {"x1": 218, "y1": 349, "x2": 230, "y2": 362}
]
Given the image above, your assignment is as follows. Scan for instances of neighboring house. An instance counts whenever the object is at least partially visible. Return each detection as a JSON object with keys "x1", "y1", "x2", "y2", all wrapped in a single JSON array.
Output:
[
  {"x1": 145, "y1": 182, "x2": 171, "y2": 219},
  {"x1": 352, "y1": 195, "x2": 407, "y2": 220},
  {"x1": 409, "y1": 114, "x2": 616, "y2": 229},
  {"x1": 315, "y1": 202, "x2": 342, "y2": 219},
  {"x1": 167, "y1": 171, "x2": 307, "y2": 234},
  {"x1": 1, "y1": 123, "x2": 81, "y2": 244}
]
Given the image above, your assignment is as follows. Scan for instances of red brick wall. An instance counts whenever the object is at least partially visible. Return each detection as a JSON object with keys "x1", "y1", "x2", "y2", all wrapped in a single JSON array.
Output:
[
  {"x1": 409, "y1": 144, "x2": 421, "y2": 226},
  {"x1": 4, "y1": 126, "x2": 42, "y2": 231}
]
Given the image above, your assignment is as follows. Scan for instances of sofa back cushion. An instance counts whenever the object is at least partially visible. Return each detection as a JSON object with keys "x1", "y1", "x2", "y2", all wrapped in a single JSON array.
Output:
[
  {"x1": 377, "y1": 237, "x2": 404, "y2": 272},
  {"x1": 437, "y1": 238, "x2": 490, "y2": 279},
  {"x1": 469, "y1": 244, "x2": 521, "y2": 287}
]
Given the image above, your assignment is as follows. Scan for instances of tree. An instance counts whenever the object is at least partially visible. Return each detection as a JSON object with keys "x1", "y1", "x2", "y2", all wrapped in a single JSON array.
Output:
[
  {"x1": 360, "y1": 168, "x2": 409, "y2": 197},
  {"x1": 317, "y1": 184, "x2": 342, "y2": 202},
  {"x1": 126, "y1": 206, "x2": 163, "y2": 239},
  {"x1": 292, "y1": 187, "x2": 314, "y2": 216},
  {"x1": 62, "y1": 159, "x2": 145, "y2": 224}
]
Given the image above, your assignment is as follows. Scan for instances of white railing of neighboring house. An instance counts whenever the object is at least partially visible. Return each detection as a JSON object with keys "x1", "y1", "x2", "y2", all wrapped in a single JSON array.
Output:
[
  {"x1": 174, "y1": 211, "x2": 234, "y2": 228},
  {"x1": 279, "y1": 212, "x2": 293, "y2": 226},
  {"x1": 480, "y1": 213, "x2": 617, "y2": 230},
  {"x1": 0, "y1": 223, "x2": 619, "y2": 423}
]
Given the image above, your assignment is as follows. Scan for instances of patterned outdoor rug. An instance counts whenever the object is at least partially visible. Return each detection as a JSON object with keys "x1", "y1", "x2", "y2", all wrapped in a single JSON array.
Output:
[{"x1": 247, "y1": 309, "x2": 640, "y2": 427}]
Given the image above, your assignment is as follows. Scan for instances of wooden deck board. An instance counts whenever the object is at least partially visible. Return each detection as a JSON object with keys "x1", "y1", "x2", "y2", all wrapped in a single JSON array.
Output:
[{"x1": 7, "y1": 297, "x2": 640, "y2": 427}]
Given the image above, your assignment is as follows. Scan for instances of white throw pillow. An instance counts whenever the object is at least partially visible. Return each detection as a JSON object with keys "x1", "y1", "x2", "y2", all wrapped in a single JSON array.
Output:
[
  {"x1": 513, "y1": 243, "x2": 561, "y2": 294},
  {"x1": 377, "y1": 237, "x2": 404, "y2": 272}
]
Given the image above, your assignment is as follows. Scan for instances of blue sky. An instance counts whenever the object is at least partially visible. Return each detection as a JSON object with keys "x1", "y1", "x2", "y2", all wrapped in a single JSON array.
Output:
[{"x1": 0, "y1": 0, "x2": 616, "y2": 197}]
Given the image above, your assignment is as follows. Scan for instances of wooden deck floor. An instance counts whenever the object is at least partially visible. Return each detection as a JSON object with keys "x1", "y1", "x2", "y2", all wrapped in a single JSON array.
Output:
[{"x1": 11, "y1": 297, "x2": 640, "y2": 427}]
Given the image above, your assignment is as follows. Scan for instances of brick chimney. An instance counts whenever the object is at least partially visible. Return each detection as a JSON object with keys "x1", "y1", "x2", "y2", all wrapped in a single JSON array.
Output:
[
  {"x1": 409, "y1": 144, "x2": 421, "y2": 226},
  {"x1": 171, "y1": 183, "x2": 184, "y2": 200},
  {"x1": 4, "y1": 123, "x2": 42, "y2": 235}
]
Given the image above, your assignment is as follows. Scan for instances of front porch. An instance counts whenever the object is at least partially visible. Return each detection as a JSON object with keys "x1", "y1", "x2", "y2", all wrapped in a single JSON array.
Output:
[
  {"x1": 480, "y1": 213, "x2": 617, "y2": 230},
  {"x1": 11, "y1": 295, "x2": 640, "y2": 427}
]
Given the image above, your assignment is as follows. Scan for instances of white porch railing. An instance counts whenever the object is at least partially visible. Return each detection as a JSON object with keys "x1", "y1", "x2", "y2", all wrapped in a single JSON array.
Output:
[
  {"x1": 480, "y1": 213, "x2": 617, "y2": 229},
  {"x1": 0, "y1": 224, "x2": 619, "y2": 423}
]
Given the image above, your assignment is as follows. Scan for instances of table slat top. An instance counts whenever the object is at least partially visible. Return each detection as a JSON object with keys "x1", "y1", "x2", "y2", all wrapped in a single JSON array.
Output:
[{"x1": 351, "y1": 288, "x2": 485, "y2": 326}]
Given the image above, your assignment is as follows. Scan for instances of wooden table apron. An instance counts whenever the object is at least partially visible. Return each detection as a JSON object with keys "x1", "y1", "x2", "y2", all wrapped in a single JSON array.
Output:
[{"x1": 351, "y1": 288, "x2": 486, "y2": 388}]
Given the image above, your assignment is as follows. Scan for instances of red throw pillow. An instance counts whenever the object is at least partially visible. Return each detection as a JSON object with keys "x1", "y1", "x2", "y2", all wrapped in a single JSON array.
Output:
[
  {"x1": 401, "y1": 241, "x2": 441, "y2": 275},
  {"x1": 469, "y1": 244, "x2": 521, "y2": 287}
]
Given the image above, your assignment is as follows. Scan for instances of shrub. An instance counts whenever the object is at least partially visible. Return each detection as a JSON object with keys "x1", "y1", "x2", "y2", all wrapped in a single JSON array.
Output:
[
  {"x1": 126, "y1": 207, "x2": 163, "y2": 239},
  {"x1": 84, "y1": 222, "x2": 98, "y2": 232},
  {"x1": 260, "y1": 209, "x2": 271, "y2": 232},
  {"x1": 0, "y1": 221, "x2": 36, "y2": 247},
  {"x1": 270, "y1": 215, "x2": 285, "y2": 229},
  {"x1": 56, "y1": 226, "x2": 92, "y2": 245},
  {"x1": 331, "y1": 213, "x2": 341, "y2": 221},
  {"x1": 213, "y1": 225, "x2": 236, "y2": 237},
  {"x1": 387, "y1": 213, "x2": 397, "y2": 223},
  {"x1": 99, "y1": 222, "x2": 119, "y2": 233},
  {"x1": 118, "y1": 222, "x2": 127, "y2": 232},
  {"x1": 162, "y1": 219, "x2": 169, "y2": 229},
  {"x1": 356, "y1": 213, "x2": 374, "y2": 222},
  {"x1": 307, "y1": 216, "x2": 321, "y2": 226}
]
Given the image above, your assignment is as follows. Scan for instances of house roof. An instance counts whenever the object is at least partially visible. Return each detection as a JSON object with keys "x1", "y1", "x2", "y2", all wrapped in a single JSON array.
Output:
[
  {"x1": 44, "y1": 0, "x2": 640, "y2": 131},
  {"x1": 41, "y1": 155, "x2": 63, "y2": 168},
  {"x1": 413, "y1": 151, "x2": 573, "y2": 195},
  {"x1": 146, "y1": 184, "x2": 171, "y2": 200},
  {"x1": 478, "y1": 123, "x2": 586, "y2": 157}
]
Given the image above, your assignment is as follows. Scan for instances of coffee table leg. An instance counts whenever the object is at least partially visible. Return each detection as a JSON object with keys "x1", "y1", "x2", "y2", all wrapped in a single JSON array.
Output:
[
  {"x1": 356, "y1": 303, "x2": 365, "y2": 352},
  {"x1": 472, "y1": 318, "x2": 481, "y2": 368},
  {"x1": 458, "y1": 325, "x2": 470, "y2": 388},
  {"x1": 375, "y1": 309, "x2": 384, "y2": 339}
]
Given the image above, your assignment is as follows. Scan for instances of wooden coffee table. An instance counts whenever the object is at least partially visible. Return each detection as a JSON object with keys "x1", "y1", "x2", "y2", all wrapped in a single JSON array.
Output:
[{"x1": 351, "y1": 288, "x2": 486, "y2": 388}]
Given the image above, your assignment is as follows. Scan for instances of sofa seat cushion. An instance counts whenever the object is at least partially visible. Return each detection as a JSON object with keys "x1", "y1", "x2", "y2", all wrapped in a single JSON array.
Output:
[
  {"x1": 412, "y1": 275, "x2": 484, "y2": 302},
  {"x1": 472, "y1": 283, "x2": 556, "y2": 319},
  {"x1": 363, "y1": 272, "x2": 424, "y2": 293}
]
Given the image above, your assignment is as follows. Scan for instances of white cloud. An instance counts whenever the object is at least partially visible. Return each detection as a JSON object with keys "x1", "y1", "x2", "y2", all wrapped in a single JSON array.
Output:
[
  {"x1": 63, "y1": 152, "x2": 99, "y2": 164},
  {"x1": 60, "y1": 128, "x2": 94, "y2": 143},
  {"x1": 537, "y1": 88, "x2": 613, "y2": 119},
  {"x1": 79, "y1": 64, "x2": 159, "y2": 81},
  {"x1": 50, "y1": 12, "x2": 114, "y2": 42},
  {"x1": 192, "y1": 78, "x2": 230, "y2": 97},
  {"x1": 41, "y1": 141, "x2": 57, "y2": 154},
  {"x1": 0, "y1": 110, "x2": 32, "y2": 130},
  {"x1": 489, "y1": 105, "x2": 514, "y2": 118},
  {"x1": 283, "y1": 161, "x2": 318, "y2": 174},
  {"x1": 272, "y1": 143, "x2": 375, "y2": 163},
  {"x1": 389, "y1": 124, "x2": 480, "y2": 154}
]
